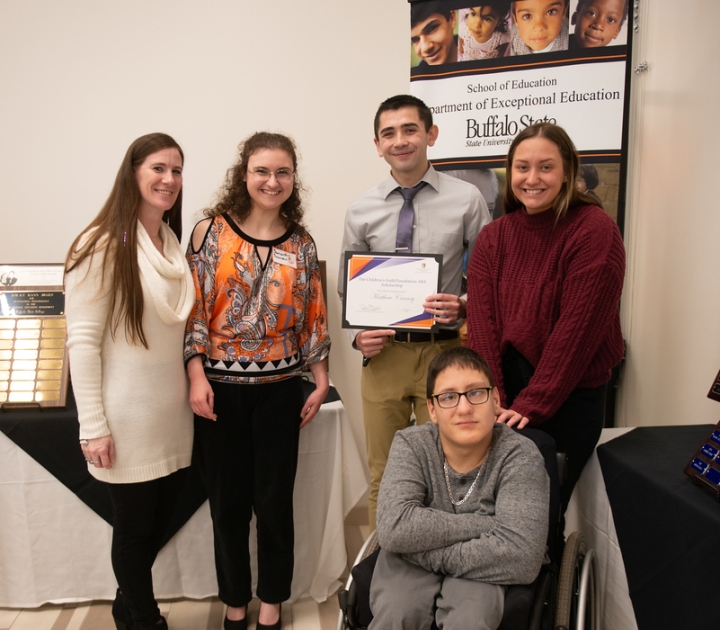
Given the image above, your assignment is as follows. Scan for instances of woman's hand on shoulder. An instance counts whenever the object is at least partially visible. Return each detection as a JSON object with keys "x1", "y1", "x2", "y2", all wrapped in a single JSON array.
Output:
[
  {"x1": 495, "y1": 406, "x2": 530, "y2": 429},
  {"x1": 81, "y1": 435, "x2": 115, "y2": 469}
]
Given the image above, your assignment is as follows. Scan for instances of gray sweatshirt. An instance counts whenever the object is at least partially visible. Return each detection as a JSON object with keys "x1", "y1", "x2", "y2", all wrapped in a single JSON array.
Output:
[{"x1": 375, "y1": 423, "x2": 549, "y2": 585}]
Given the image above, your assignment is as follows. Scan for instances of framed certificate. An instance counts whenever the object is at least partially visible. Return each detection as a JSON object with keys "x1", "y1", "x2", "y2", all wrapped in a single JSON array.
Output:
[{"x1": 341, "y1": 252, "x2": 442, "y2": 332}]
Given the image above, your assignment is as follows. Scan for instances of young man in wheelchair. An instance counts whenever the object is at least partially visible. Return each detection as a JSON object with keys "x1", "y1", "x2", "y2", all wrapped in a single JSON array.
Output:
[{"x1": 370, "y1": 347, "x2": 550, "y2": 630}]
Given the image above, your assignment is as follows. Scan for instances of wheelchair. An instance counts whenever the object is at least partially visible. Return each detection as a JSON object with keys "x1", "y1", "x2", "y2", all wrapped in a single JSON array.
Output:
[{"x1": 337, "y1": 434, "x2": 598, "y2": 630}]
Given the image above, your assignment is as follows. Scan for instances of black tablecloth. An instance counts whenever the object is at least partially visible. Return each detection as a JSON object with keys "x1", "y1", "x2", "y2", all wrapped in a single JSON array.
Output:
[
  {"x1": 0, "y1": 379, "x2": 340, "y2": 546},
  {"x1": 597, "y1": 425, "x2": 720, "y2": 630},
  {"x1": 0, "y1": 384, "x2": 206, "y2": 546}
]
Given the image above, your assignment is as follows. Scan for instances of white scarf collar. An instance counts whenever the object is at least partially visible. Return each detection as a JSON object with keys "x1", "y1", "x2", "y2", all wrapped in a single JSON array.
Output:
[{"x1": 136, "y1": 221, "x2": 194, "y2": 325}]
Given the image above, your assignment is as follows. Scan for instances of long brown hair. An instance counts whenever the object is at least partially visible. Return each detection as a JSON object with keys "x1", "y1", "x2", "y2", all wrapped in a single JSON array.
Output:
[
  {"x1": 503, "y1": 122, "x2": 600, "y2": 221},
  {"x1": 65, "y1": 132, "x2": 184, "y2": 348},
  {"x1": 205, "y1": 132, "x2": 305, "y2": 229}
]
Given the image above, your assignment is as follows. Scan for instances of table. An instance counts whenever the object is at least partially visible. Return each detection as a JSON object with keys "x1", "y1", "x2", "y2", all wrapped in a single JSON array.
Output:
[
  {"x1": 565, "y1": 427, "x2": 637, "y2": 630},
  {"x1": 0, "y1": 398, "x2": 369, "y2": 607},
  {"x1": 566, "y1": 425, "x2": 720, "y2": 630},
  {"x1": 596, "y1": 425, "x2": 720, "y2": 630}
]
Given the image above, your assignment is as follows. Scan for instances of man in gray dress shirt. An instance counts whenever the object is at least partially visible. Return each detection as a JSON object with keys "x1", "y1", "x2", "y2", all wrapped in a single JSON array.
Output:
[
  {"x1": 338, "y1": 94, "x2": 491, "y2": 529},
  {"x1": 370, "y1": 347, "x2": 549, "y2": 629}
]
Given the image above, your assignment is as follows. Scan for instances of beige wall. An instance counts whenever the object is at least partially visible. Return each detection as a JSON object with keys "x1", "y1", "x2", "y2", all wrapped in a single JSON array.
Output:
[
  {"x1": 1, "y1": 0, "x2": 718, "y2": 452},
  {"x1": 618, "y1": 2, "x2": 720, "y2": 427},
  {"x1": 0, "y1": 0, "x2": 409, "y2": 453}
]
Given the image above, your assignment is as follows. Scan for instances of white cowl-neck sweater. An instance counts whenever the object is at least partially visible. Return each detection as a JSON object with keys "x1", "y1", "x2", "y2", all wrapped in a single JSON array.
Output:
[{"x1": 65, "y1": 221, "x2": 195, "y2": 483}]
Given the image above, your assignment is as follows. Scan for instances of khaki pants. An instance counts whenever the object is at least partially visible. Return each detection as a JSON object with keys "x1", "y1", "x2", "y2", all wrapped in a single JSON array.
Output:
[{"x1": 361, "y1": 337, "x2": 460, "y2": 529}]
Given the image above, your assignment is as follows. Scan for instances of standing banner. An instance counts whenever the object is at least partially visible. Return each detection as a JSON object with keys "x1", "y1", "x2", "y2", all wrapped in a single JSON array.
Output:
[{"x1": 409, "y1": 0, "x2": 632, "y2": 228}]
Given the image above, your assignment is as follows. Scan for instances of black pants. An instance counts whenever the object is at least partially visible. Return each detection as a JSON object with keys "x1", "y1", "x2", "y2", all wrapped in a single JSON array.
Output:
[
  {"x1": 108, "y1": 467, "x2": 187, "y2": 626},
  {"x1": 193, "y1": 377, "x2": 304, "y2": 607},
  {"x1": 502, "y1": 346, "x2": 606, "y2": 513}
]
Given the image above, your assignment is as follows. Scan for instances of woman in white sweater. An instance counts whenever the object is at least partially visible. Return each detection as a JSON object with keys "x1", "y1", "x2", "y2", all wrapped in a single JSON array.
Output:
[{"x1": 65, "y1": 133, "x2": 195, "y2": 630}]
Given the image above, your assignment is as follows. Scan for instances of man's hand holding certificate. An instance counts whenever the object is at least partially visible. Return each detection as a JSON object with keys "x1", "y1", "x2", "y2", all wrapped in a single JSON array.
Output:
[{"x1": 341, "y1": 252, "x2": 443, "y2": 332}]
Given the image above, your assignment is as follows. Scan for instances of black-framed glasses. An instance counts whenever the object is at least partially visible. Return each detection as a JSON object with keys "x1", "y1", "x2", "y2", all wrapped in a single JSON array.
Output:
[
  {"x1": 430, "y1": 387, "x2": 493, "y2": 409},
  {"x1": 246, "y1": 168, "x2": 295, "y2": 183}
]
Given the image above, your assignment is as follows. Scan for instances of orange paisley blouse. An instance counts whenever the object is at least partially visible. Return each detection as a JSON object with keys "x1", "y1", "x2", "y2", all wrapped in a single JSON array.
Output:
[{"x1": 184, "y1": 213, "x2": 330, "y2": 384}]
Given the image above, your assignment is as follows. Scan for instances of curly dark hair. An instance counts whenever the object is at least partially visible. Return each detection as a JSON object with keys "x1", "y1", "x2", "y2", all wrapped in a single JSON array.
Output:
[
  {"x1": 466, "y1": 2, "x2": 512, "y2": 34},
  {"x1": 205, "y1": 132, "x2": 305, "y2": 229},
  {"x1": 573, "y1": 0, "x2": 629, "y2": 27}
]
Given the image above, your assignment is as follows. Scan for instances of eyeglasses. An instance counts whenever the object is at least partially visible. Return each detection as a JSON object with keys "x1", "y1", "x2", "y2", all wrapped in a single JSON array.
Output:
[
  {"x1": 430, "y1": 387, "x2": 493, "y2": 409},
  {"x1": 246, "y1": 168, "x2": 295, "y2": 184}
]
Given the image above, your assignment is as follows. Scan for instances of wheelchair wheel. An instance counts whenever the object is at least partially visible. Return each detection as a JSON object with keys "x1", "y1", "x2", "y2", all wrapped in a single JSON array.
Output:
[{"x1": 554, "y1": 532, "x2": 597, "y2": 630}]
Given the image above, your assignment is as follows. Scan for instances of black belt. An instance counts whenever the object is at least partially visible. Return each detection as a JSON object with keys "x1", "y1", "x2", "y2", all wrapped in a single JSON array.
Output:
[{"x1": 394, "y1": 329, "x2": 459, "y2": 343}]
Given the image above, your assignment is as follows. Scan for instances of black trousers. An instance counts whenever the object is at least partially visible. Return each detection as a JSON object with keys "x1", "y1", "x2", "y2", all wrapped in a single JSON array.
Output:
[
  {"x1": 502, "y1": 346, "x2": 606, "y2": 513},
  {"x1": 193, "y1": 377, "x2": 304, "y2": 607},
  {"x1": 108, "y1": 467, "x2": 187, "y2": 626}
]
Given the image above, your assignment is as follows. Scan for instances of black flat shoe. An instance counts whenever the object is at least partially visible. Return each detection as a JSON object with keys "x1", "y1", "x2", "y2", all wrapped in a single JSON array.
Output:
[{"x1": 223, "y1": 616, "x2": 248, "y2": 630}]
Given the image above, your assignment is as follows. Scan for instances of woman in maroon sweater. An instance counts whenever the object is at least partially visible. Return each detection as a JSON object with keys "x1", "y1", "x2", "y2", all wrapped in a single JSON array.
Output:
[{"x1": 466, "y1": 122, "x2": 625, "y2": 511}]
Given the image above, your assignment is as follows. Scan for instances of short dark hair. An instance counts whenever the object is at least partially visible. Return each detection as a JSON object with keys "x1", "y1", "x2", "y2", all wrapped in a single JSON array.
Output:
[
  {"x1": 573, "y1": 0, "x2": 629, "y2": 27},
  {"x1": 503, "y1": 122, "x2": 601, "y2": 220},
  {"x1": 411, "y1": 1, "x2": 453, "y2": 26},
  {"x1": 427, "y1": 346, "x2": 495, "y2": 398},
  {"x1": 374, "y1": 94, "x2": 434, "y2": 139},
  {"x1": 579, "y1": 164, "x2": 600, "y2": 190}
]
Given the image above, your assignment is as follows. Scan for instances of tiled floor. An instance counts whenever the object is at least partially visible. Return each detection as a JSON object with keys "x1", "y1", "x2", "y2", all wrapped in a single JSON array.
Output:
[{"x1": 0, "y1": 509, "x2": 370, "y2": 630}]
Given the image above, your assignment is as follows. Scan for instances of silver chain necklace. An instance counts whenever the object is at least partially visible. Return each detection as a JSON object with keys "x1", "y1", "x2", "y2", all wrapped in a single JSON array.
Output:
[{"x1": 443, "y1": 454, "x2": 486, "y2": 506}]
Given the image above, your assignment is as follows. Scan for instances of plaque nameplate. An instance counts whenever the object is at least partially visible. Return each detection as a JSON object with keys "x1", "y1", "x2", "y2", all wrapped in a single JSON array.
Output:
[{"x1": 0, "y1": 291, "x2": 65, "y2": 317}]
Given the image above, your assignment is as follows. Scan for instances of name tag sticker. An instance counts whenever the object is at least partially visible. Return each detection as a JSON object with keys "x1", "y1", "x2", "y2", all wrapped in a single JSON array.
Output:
[{"x1": 273, "y1": 249, "x2": 297, "y2": 269}]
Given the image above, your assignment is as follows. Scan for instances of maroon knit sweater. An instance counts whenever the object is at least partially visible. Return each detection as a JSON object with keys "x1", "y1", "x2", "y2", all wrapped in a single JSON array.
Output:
[{"x1": 467, "y1": 204, "x2": 625, "y2": 426}]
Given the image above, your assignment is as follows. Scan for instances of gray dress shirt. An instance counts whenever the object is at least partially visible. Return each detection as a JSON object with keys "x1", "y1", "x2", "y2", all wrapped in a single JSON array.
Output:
[{"x1": 338, "y1": 165, "x2": 491, "y2": 335}]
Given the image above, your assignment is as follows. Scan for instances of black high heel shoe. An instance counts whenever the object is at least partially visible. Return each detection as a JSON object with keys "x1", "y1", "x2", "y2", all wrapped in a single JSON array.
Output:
[
  {"x1": 112, "y1": 589, "x2": 132, "y2": 630},
  {"x1": 223, "y1": 616, "x2": 248, "y2": 630},
  {"x1": 134, "y1": 617, "x2": 168, "y2": 630},
  {"x1": 112, "y1": 591, "x2": 167, "y2": 630}
]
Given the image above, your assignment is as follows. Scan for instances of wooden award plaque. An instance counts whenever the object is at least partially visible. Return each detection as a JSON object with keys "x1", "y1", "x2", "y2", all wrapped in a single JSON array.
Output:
[{"x1": 0, "y1": 264, "x2": 69, "y2": 409}]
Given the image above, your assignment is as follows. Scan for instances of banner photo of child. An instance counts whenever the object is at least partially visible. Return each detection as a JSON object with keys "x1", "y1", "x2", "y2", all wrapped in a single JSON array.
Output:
[
  {"x1": 569, "y1": 0, "x2": 629, "y2": 49},
  {"x1": 458, "y1": 3, "x2": 512, "y2": 61},
  {"x1": 510, "y1": 0, "x2": 570, "y2": 55}
]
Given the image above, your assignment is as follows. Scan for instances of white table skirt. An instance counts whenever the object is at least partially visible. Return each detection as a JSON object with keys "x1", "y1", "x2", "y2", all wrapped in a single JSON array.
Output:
[
  {"x1": 564, "y1": 427, "x2": 638, "y2": 630},
  {"x1": 0, "y1": 399, "x2": 369, "y2": 608}
]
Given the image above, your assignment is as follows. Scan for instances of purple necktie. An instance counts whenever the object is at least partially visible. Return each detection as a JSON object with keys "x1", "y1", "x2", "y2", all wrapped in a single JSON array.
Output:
[{"x1": 395, "y1": 182, "x2": 426, "y2": 253}]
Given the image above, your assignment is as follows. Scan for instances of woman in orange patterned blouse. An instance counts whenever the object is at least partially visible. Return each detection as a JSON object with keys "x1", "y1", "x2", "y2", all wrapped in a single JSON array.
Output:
[{"x1": 184, "y1": 132, "x2": 330, "y2": 630}]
